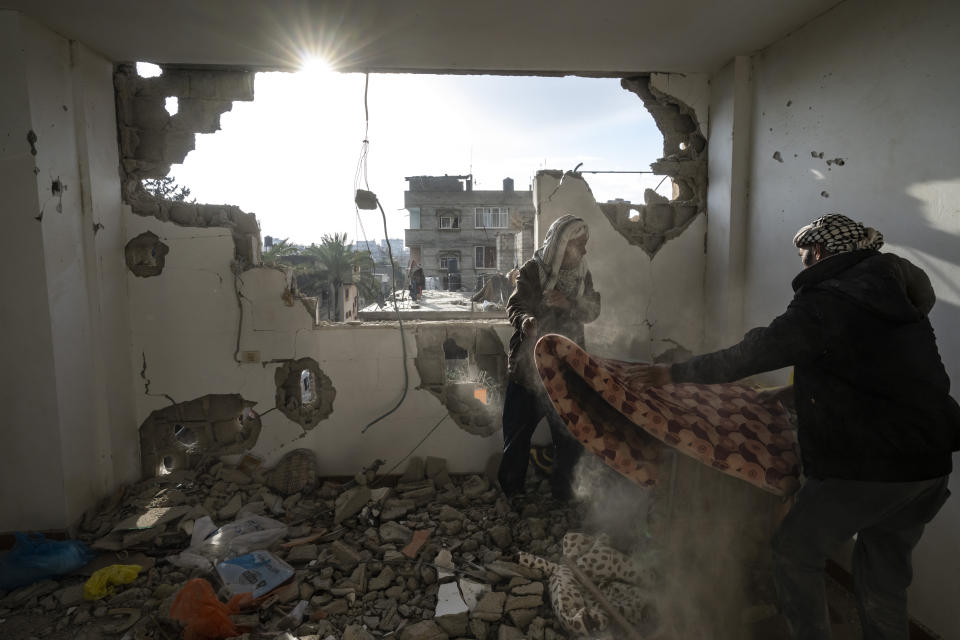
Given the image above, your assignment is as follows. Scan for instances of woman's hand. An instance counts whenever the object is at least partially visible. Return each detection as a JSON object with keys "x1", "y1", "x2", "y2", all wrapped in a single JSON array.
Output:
[
  {"x1": 521, "y1": 315, "x2": 538, "y2": 338},
  {"x1": 543, "y1": 290, "x2": 571, "y2": 309}
]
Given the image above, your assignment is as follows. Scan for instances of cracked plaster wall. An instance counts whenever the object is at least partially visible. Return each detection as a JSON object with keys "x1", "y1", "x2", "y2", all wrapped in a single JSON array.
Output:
[
  {"x1": 0, "y1": 13, "x2": 138, "y2": 531},
  {"x1": 127, "y1": 214, "x2": 512, "y2": 479},
  {"x1": 113, "y1": 64, "x2": 262, "y2": 265},
  {"x1": 720, "y1": 0, "x2": 960, "y2": 634}
]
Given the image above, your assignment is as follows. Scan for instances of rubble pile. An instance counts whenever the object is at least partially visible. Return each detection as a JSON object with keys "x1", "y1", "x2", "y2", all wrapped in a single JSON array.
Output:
[{"x1": 0, "y1": 453, "x2": 592, "y2": 640}]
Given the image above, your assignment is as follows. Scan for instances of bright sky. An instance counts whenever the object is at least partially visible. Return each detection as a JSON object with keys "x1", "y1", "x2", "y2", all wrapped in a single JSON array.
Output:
[{"x1": 159, "y1": 65, "x2": 667, "y2": 246}]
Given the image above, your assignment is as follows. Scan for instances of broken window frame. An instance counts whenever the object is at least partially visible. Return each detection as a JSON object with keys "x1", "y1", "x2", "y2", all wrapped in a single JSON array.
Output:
[
  {"x1": 438, "y1": 209, "x2": 461, "y2": 230},
  {"x1": 474, "y1": 207, "x2": 508, "y2": 229}
]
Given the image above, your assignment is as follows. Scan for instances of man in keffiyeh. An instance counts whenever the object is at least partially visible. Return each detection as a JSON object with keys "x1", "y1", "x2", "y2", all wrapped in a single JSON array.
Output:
[
  {"x1": 631, "y1": 212, "x2": 959, "y2": 640},
  {"x1": 498, "y1": 214, "x2": 601, "y2": 501}
]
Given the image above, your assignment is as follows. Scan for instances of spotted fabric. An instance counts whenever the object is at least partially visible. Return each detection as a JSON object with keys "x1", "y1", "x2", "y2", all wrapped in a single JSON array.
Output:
[
  {"x1": 793, "y1": 213, "x2": 884, "y2": 253},
  {"x1": 534, "y1": 334, "x2": 801, "y2": 496},
  {"x1": 519, "y1": 532, "x2": 656, "y2": 636}
]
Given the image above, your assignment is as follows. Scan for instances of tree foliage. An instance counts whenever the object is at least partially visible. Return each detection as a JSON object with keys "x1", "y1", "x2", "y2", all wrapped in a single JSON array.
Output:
[
  {"x1": 262, "y1": 233, "x2": 384, "y2": 317},
  {"x1": 142, "y1": 176, "x2": 195, "y2": 202}
]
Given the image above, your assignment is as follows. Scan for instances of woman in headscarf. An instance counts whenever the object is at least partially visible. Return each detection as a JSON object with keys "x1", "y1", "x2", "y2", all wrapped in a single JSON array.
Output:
[
  {"x1": 498, "y1": 214, "x2": 601, "y2": 500},
  {"x1": 408, "y1": 260, "x2": 425, "y2": 301}
]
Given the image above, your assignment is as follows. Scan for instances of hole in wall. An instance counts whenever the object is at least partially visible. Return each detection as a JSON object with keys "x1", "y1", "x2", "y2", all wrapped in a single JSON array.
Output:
[
  {"x1": 274, "y1": 358, "x2": 335, "y2": 429},
  {"x1": 136, "y1": 61, "x2": 162, "y2": 78},
  {"x1": 300, "y1": 369, "x2": 316, "y2": 407},
  {"x1": 139, "y1": 394, "x2": 261, "y2": 477},
  {"x1": 125, "y1": 231, "x2": 169, "y2": 277},
  {"x1": 164, "y1": 96, "x2": 179, "y2": 116},
  {"x1": 173, "y1": 424, "x2": 197, "y2": 446},
  {"x1": 415, "y1": 325, "x2": 507, "y2": 436}
]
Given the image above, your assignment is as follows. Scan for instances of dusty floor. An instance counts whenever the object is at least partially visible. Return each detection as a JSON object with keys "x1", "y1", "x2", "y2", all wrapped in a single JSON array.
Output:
[{"x1": 0, "y1": 452, "x2": 867, "y2": 640}]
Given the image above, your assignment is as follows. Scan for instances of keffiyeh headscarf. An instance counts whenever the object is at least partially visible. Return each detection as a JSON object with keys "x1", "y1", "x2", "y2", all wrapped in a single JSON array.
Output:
[
  {"x1": 793, "y1": 213, "x2": 884, "y2": 254},
  {"x1": 534, "y1": 215, "x2": 589, "y2": 296}
]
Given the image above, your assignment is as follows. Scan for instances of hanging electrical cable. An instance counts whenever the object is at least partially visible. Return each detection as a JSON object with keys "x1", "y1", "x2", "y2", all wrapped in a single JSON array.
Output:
[{"x1": 351, "y1": 72, "x2": 410, "y2": 434}]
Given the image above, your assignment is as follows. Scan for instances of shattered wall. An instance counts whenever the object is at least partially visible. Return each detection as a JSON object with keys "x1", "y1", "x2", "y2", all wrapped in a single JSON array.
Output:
[
  {"x1": 534, "y1": 172, "x2": 706, "y2": 363},
  {"x1": 413, "y1": 325, "x2": 507, "y2": 436},
  {"x1": 722, "y1": 0, "x2": 960, "y2": 634},
  {"x1": 127, "y1": 213, "x2": 512, "y2": 479},
  {"x1": 139, "y1": 393, "x2": 261, "y2": 476},
  {"x1": 597, "y1": 74, "x2": 708, "y2": 258},
  {"x1": 113, "y1": 64, "x2": 261, "y2": 265}
]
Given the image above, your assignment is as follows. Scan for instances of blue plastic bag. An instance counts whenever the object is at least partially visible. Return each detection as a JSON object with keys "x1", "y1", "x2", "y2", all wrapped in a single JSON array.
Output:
[{"x1": 0, "y1": 533, "x2": 96, "y2": 590}]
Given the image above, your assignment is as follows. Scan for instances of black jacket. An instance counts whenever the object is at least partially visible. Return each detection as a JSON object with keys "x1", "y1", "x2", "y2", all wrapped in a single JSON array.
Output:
[
  {"x1": 671, "y1": 250, "x2": 960, "y2": 481},
  {"x1": 507, "y1": 259, "x2": 601, "y2": 389}
]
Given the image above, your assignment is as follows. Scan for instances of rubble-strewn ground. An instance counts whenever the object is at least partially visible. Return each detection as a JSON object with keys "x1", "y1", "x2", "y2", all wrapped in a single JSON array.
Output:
[
  {"x1": 0, "y1": 452, "x2": 866, "y2": 640},
  {"x1": 0, "y1": 456, "x2": 587, "y2": 640}
]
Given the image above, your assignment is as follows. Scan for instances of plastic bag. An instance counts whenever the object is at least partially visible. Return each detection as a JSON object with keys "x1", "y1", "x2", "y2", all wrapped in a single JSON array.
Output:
[
  {"x1": 0, "y1": 533, "x2": 96, "y2": 590},
  {"x1": 169, "y1": 578, "x2": 253, "y2": 640},
  {"x1": 83, "y1": 563, "x2": 142, "y2": 600},
  {"x1": 169, "y1": 515, "x2": 288, "y2": 569},
  {"x1": 216, "y1": 550, "x2": 294, "y2": 598}
]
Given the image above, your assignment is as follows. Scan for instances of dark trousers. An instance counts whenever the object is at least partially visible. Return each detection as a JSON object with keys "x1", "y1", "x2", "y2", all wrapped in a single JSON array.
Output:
[
  {"x1": 498, "y1": 381, "x2": 583, "y2": 499},
  {"x1": 772, "y1": 475, "x2": 950, "y2": 640}
]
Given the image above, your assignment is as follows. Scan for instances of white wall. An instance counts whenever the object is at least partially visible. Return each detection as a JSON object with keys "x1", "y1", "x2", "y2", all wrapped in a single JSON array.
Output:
[
  {"x1": 0, "y1": 10, "x2": 67, "y2": 532},
  {"x1": 729, "y1": 0, "x2": 960, "y2": 634},
  {"x1": 533, "y1": 172, "x2": 706, "y2": 361},
  {"x1": 125, "y1": 214, "x2": 509, "y2": 476},
  {"x1": 0, "y1": 13, "x2": 137, "y2": 532}
]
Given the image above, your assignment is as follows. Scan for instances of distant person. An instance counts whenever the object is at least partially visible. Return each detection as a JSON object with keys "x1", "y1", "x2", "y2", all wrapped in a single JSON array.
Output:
[
  {"x1": 408, "y1": 261, "x2": 425, "y2": 301},
  {"x1": 499, "y1": 214, "x2": 601, "y2": 501},
  {"x1": 630, "y1": 213, "x2": 959, "y2": 640}
]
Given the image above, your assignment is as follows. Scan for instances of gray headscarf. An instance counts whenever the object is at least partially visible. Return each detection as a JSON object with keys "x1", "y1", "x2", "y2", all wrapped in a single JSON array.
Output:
[
  {"x1": 534, "y1": 214, "x2": 589, "y2": 296},
  {"x1": 793, "y1": 213, "x2": 884, "y2": 253}
]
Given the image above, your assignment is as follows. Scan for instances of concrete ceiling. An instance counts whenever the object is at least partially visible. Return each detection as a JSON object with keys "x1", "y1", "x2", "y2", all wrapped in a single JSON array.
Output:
[{"x1": 2, "y1": 0, "x2": 843, "y2": 74}]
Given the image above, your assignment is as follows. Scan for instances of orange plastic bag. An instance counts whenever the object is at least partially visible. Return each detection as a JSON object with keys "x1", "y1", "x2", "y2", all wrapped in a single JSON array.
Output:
[{"x1": 169, "y1": 578, "x2": 253, "y2": 640}]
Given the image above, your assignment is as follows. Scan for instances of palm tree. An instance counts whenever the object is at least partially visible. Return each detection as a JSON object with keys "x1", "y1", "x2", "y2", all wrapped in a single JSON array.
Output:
[
  {"x1": 301, "y1": 233, "x2": 382, "y2": 319},
  {"x1": 262, "y1": 237, "x2": 300, "y2": 263}
]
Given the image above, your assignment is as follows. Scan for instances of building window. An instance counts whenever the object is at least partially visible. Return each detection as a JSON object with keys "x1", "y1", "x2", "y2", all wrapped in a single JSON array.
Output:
[
  {"x1": 408, "y1": 207, "x2": 421, "y2": 229},
  {"x1": 439, "y1": 214, "x2": 461, "y2": 229},
  {"x1": 475, "y1": 207, "x2": 508, "y2": 229},
  {"x1": 475, "y1": 246, "x2": 497, "y2": 269},
  {"x1": 439, "y1": 255, "x2": 460, "y2": 271}
]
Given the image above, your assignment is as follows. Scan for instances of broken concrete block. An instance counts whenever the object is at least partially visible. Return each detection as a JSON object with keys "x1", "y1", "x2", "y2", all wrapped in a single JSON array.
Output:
[
  {"x1": 218, "y1": 494, "x2": 243, "y2": 520},
  {"x1": 462, "y1": 475, "x2": 490, "y2": 499},
  {"x1": 368, "y1": 566, "x2": 396, "y2": 592},
  {"x1": 343, "y1": 624, "x2": 376, "y2": 640},
  {"x1": 471, "y1": 591, "x2": 506, "y2": 621},
  {"x1": 399, "y1": 457, "x2": 425, "y2": 483},
  {"x1": 498, "y1": 624, "x2": 525, "y2": 640},
  {"x1": 458, "y1": 579, "x2": 489, "y2": 610},
  {"x1": 285, "y1": 544, "x2": 319, "y2": 564},
  {"x1": 381, "y1": 499, "x2": 415, "y2": 521},
  {"x1": 398, "y1": 620, "x2": 447, "y2": 640},
  {"x1": 329, "y1": 541, "x2": 362, "y2": 572},
  {"x1": 470, "y1": 619, "x2": 490, "y2": 640},
  {"x1": 505, "y1": 594, "x2": 542, "y2": 611},
  {"x1": 488, "y1": 525, "x2": 512, "y2": 550},
  {"x1": 378, "y1": 521, "x2": 413, "y2": 544},
  {"x1": 509, "y1": 608, "x2": 538, "y2": 630},
  {"x1": 335, "y1": 486, "x2": 371, "y2": 524}
]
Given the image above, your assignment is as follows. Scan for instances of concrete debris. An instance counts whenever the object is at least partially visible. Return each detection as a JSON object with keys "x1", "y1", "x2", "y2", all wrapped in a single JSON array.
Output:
[{"x1": 0, "y1": 457, "x2": 595, "y2": 640}]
